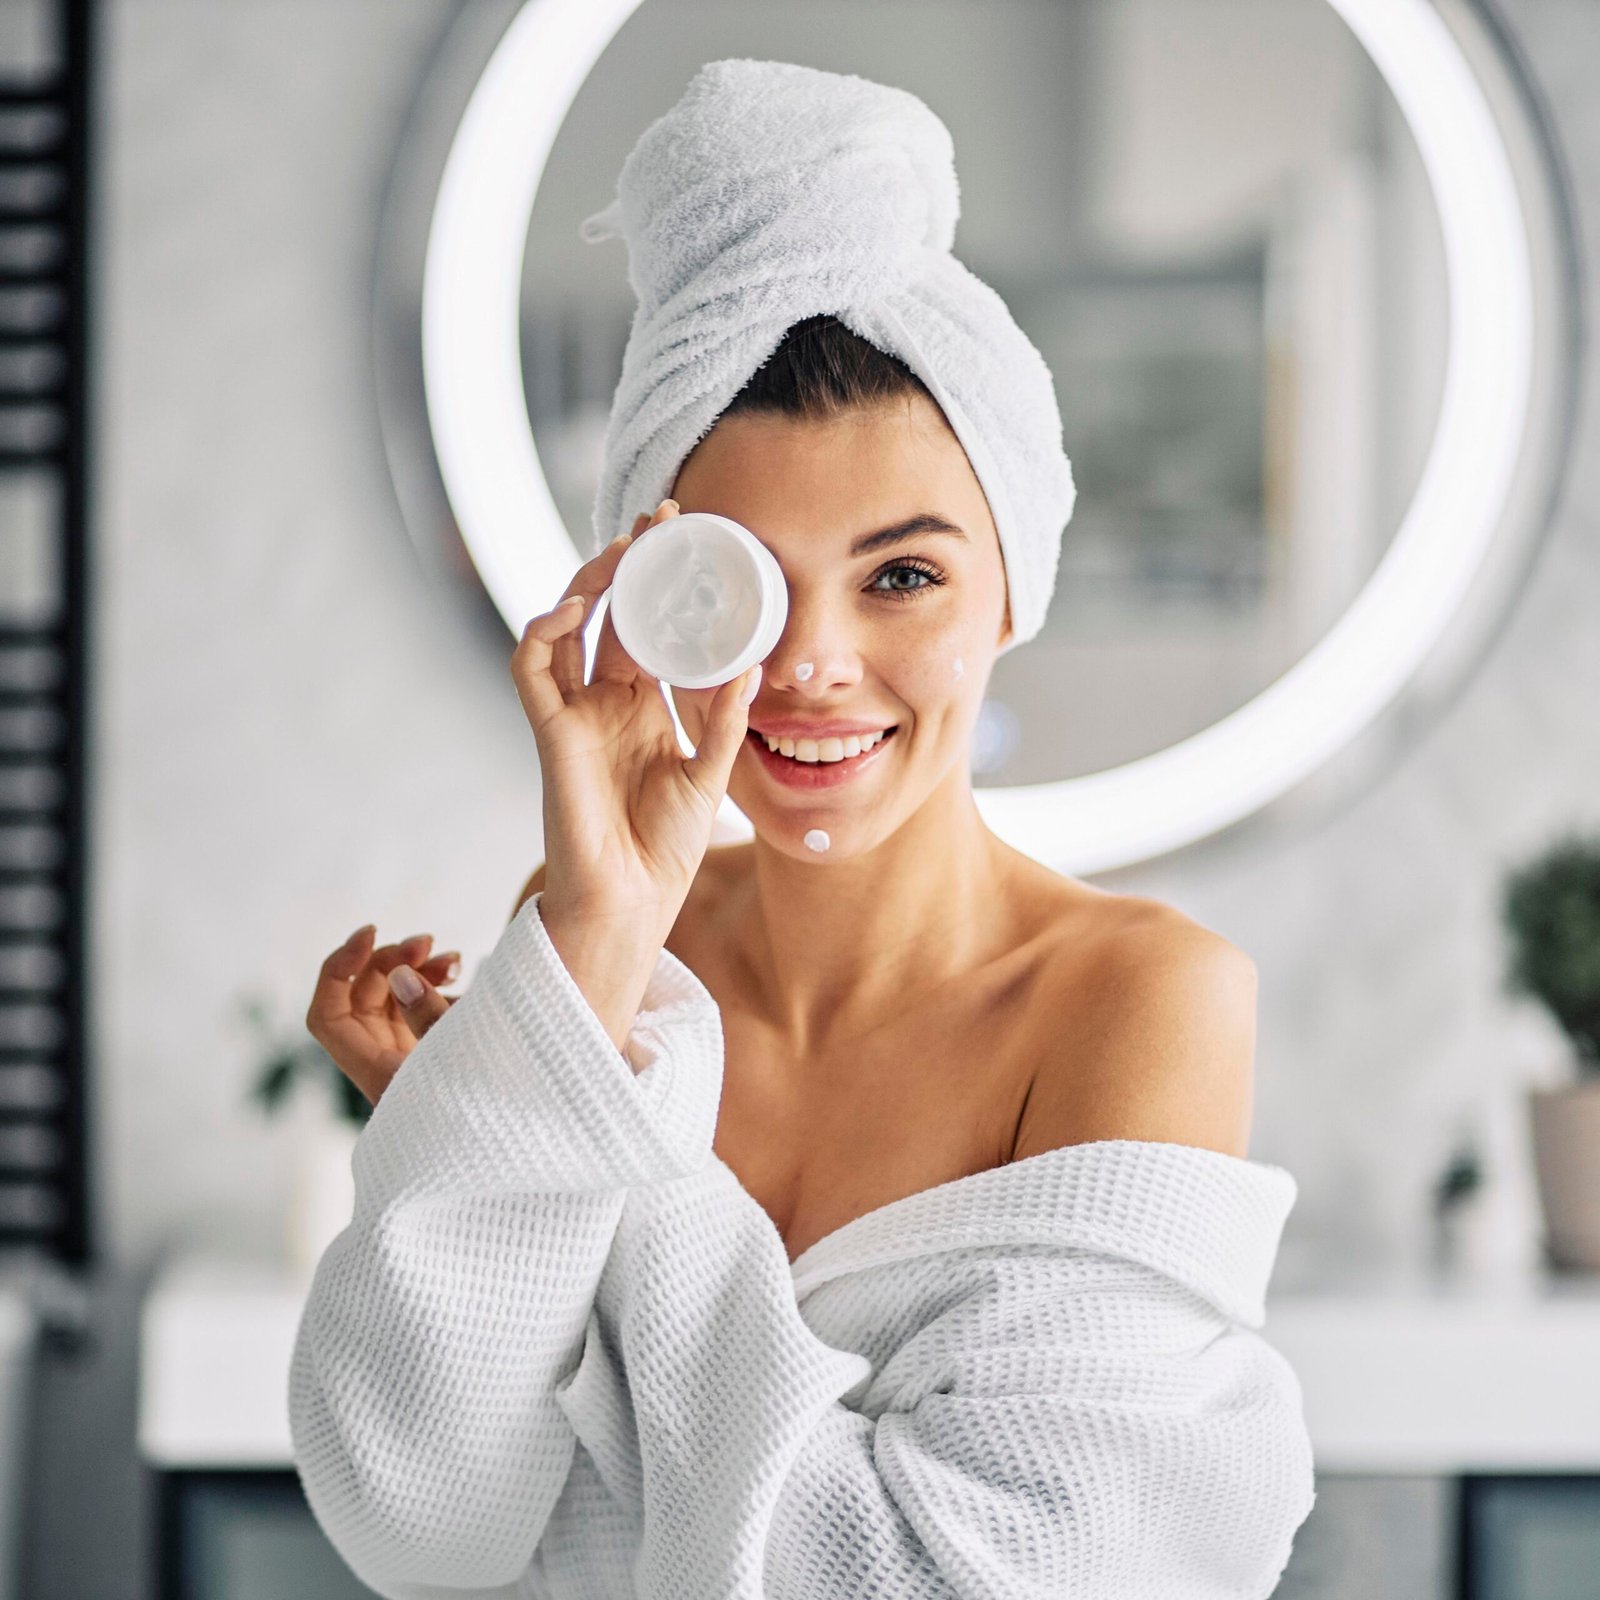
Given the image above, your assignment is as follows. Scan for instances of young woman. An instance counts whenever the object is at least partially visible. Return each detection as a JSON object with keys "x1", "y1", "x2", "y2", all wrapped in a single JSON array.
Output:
[
  {"x1": 315, "y1": 314, "x2": 1256, "y2": 1261},
  {"x1": 293, "y1": 59, "x2": 1313, "y2": 1600}
]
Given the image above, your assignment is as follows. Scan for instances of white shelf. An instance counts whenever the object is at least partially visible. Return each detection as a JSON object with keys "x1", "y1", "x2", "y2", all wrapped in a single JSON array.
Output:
[
  {"x1": 138, "y1": 1255, "x2": 312, "y2": 1468},
  {"x1": 1265, "y1": 1266, "x2": 1600, "y2": 1473},
  {"x1": 137, "y1": 1251, "x2": 1600, "y2": 1474}
]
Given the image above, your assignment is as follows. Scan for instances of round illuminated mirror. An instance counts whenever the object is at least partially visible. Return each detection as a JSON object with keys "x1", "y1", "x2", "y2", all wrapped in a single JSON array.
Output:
[{"x1": 375, "y1": 0, "x2": 1578, "y2": 874}]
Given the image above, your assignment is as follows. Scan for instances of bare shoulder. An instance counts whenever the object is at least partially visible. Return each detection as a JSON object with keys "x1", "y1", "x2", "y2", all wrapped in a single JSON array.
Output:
[{"x1": 1010, "y1": 880, "x2": 1258, "y2": 1164}]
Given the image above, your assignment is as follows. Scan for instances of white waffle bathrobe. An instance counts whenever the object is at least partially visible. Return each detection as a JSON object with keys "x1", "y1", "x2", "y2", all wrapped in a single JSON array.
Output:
[{"x1": 289, "y1": 892, "x2": 1317, "y2": 1599}]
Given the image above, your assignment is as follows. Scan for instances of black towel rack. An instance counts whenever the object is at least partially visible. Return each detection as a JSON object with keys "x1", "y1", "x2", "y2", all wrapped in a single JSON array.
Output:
[{"x1": 0, "y1": 0, "x2": 94, "y2": 1288}]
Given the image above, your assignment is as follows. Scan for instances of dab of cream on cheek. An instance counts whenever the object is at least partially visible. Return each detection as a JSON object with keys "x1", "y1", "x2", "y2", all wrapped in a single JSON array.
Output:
[
  {"x1": 795, "y1": 661, "x2": 815, "y2": 681},
  {"x1": 952, "y1": 655, "x2": 964, "y2": 680},
  {"x1": 804, "y1": 829, "x2": 831, "y2": 853}
]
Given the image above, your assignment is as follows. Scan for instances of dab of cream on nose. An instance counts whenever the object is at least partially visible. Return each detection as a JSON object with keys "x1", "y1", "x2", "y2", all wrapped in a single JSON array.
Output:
[
  {"x1": 795, "y1": 661, "x2": 815, "y2": 681},
  {"x1": 952, "y1": 655, "x2": 964, "y2": 680},
  {"x1": 804, "y1": 829, "x2": 831, "y2": 853}
]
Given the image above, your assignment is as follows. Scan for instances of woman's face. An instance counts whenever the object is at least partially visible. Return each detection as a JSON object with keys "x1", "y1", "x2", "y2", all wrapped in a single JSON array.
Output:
[{"x1": 666, "y1": 391, "x2": 1012, "y2": 860}]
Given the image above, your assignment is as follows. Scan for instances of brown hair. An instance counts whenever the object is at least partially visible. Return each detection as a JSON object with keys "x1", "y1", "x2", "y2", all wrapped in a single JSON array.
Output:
[
  {"x1": 719, "y1": 313, "x2": 934, "y2": 422},
  {"x1": 712, "y1": 312, "x2": 1011, "y2": 640}
]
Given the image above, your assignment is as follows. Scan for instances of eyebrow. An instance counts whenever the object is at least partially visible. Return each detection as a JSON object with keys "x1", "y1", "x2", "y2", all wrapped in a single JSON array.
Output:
[{"x1": 849, "y1": 513, "x2": 970, "y2": 558}]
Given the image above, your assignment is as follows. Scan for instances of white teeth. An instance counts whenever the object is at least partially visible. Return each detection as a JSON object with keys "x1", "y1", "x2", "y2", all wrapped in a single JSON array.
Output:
[{"x1": 760, "y1": 728, "x2": 889, "y2": 763}]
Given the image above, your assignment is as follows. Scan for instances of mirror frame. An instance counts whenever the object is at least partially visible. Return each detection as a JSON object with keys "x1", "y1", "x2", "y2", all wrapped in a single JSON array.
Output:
[{"x1": 373, "y1": 0, "x2": 1580, "y2": 873}]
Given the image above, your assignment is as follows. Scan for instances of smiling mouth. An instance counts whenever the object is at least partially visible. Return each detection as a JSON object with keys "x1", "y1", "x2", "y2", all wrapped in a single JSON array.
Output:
[{"x1": 745, "y1": 726, "x2": 899, "y2": 765}]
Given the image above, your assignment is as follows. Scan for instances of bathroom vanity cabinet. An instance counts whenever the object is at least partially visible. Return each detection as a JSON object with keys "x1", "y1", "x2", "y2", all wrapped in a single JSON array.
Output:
[
  {"x1": 139, "y1": 1258, "x2": 370, "y2": 1600},
  {"x1": 138, "y1": 1254, "x2": 1600, "y2": 1600}
]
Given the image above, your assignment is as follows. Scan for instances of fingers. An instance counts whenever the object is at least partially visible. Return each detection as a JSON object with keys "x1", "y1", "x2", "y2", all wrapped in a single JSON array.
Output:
[
  {"x1": 416, "y1": 949, "x2": 462, "y2": 985},
  {"x1": 512, "y1": 542, "x2": 632, "y2": 727},
  {"x1": 350, "y1": 932, "x2": 435, "y2": 1020},
  {"x1": 550, "y1": 510, "x2": 655, "y2": 698},
  {"x1": 513, "y1": 500, "x2": 681, "y2": 726},
  {"x1": 306, "y1": 926, "x2": 461, "y2": 1040},
  {"x1": 388, "y1": 963, "x2": 454, "y2": 1041},
  {"x1": 512, "y1": 594, "x2": 590, "y2": 732},
  {"x1": 547, "y1": 523, "x2": 638, "y2": 698},
  {"x1": 306, "y1": 923, "x2": 378, "y2": 1039},
  {"x1": 589, "y1": 502, "x2": 679, "y2": 687},
  {"x1": 683, "y1": 662, "x2": 761, "y2": 809},
  {"x1": 307, "y1": 925, "x2": 403, "y2": 1105}
]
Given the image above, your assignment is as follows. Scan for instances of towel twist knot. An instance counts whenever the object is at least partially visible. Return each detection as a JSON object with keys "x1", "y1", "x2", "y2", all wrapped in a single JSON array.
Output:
[{"x1": 580, "y1": 59, "x2": 960, "y2": 315}]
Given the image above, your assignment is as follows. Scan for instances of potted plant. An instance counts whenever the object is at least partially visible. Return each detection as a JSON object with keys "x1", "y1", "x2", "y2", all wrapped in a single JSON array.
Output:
[
  {"x1": 238, "y1": 995, "x2": 371, "y2": 1280},
  {"x1": 1500, "y1": 827, "x2": 1600, "y2": 1273}
]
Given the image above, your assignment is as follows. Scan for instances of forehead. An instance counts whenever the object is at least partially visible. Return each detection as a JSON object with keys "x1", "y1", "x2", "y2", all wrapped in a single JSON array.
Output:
[{"x1": 671, "y1": 396, "x2": 996, "y2": 553}]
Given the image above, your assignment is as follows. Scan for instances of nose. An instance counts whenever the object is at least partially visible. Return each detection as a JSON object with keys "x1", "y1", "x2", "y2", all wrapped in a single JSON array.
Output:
[{"x1": 760, "y1": 590, "x2": 863, "y2": 695}]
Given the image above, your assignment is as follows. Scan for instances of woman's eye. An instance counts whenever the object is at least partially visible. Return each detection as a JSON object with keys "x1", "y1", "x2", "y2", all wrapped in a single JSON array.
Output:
[{"x1": 869, "y1": 559, "x2": 946, "y2": 601}]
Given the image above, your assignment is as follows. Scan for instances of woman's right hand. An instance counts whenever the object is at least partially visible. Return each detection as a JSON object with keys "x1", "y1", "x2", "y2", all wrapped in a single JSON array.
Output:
[
  {"x1": 511, "y1": 498, "x2": 761, "y2": 1051},
  {"x1": 514, "y1": 498, "x2": 761, "y2": 949},
  {"x1": 305, "y1": 926, "x2": 462, "y2": 1107}
]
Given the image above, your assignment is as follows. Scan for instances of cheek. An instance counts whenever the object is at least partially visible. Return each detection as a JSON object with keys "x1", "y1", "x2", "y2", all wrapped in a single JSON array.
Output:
[{"x1": 881, "y1": 614, "x2": 978, "y2": 717}]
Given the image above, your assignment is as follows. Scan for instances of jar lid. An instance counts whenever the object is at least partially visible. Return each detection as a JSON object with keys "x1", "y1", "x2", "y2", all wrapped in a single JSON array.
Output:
[{"x1": 609, "y1": 513, "x2": 788, "y2": 689}]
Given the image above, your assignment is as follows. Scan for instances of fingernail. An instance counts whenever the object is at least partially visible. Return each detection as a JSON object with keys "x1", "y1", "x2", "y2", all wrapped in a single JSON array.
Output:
[
  {"x1": 657, "y1": 498, "x2": 678, "y2": 517},
  {"x1": 739, "y1": 663, "x2": 762, "y2": 705},
  {"x1": 345, "y1": 923, "x2": 375, "y2": 948},
  {"x1": 444, "y1": 958, "x2": 461, "y2": 982},
  {"x1": 559, "y1": 594, "x2": 585, "y2": 609},
  {"x1": 388, "y1": 965, "x2": 424, "y2": 1006},
  {"x1": 608, "y1": 528, "x2": 632, "y2": 548}
]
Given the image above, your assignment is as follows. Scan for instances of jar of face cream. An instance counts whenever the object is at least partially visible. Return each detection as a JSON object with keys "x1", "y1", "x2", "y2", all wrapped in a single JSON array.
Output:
[{"x1": 607, "y1": 512, "x2": 788, "y2": 689}]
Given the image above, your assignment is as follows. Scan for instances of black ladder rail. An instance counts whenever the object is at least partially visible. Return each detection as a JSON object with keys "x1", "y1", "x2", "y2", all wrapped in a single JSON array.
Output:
[{"x1": 0, "y1": 0, "x2": 94, "y2": 1298}]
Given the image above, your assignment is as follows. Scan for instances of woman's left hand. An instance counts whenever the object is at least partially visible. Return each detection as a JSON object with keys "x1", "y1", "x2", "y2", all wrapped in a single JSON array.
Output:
[
  {"x1": 511, "y1": 500, "x2": 758, "y2": 945},
  {"x1": 307, "y1": 927, "x2": 462, "y2": 1107}
]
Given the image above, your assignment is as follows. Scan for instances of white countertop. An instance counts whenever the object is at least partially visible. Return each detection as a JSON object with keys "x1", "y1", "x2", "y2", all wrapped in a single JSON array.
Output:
[
  {"x1": 139, "y1": 1254, "x2": 312, "y2": 1469},
  {"x1": 137, "y1": 1251, "x2": 1600, "y2": 1474},
  {"x1": 1266, "y1": 1267, "x2": 1600, "y2": 1472}
]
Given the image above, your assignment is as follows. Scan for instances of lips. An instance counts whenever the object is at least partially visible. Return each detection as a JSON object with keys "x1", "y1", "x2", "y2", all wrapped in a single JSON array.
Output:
[{"x1": 745, "y1": 725, "x2": 899, "y2": 791}]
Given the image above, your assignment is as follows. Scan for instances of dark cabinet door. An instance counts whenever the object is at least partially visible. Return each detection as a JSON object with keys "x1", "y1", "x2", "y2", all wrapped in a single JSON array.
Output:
[
  {"x1": 1462, "y1": 1476, "x2": 1600, "y2": 1600},
  {"x1": 153, "y1": 1469, "x2": 376, "y2": 1600}
]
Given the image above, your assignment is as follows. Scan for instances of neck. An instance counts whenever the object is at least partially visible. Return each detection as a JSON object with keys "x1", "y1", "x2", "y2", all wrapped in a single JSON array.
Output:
[{"x1": 733, "y1": 762, "x2": 1010, "y2": 1054}]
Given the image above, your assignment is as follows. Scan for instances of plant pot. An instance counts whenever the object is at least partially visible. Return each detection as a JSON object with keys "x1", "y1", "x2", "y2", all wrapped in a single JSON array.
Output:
[
  {"x1": 1527, "y1": 1078, "x2": 1600, "y2": 1272},
  {"x1": 288, "y1": 1114, "x2": 361, "y2": 1281}
]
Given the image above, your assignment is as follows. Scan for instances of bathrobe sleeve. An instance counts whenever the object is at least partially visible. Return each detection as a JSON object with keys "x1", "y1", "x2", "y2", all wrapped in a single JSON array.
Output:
[
  {"x1": 581, "y1": 1145, "x2": 1317, "y2": 1600},
  {"x1": 287, "y1": 891, "x2": 726, "y2": 1600}
]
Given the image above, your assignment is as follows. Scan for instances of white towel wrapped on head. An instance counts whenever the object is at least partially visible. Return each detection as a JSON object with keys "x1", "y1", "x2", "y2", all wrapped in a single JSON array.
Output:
[{"x1": 581, "y1": 58, "x2": 1078, "y2": 655}]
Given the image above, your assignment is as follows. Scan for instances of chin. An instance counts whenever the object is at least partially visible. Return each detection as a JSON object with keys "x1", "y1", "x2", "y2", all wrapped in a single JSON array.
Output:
[{"x1": 737, "y1": 787, "x2": 909, "y2": 866}]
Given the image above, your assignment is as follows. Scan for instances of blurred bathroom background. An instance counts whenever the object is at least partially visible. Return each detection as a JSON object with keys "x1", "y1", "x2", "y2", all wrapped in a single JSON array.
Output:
[{"x1": 0, "y1": 0, "x2": 1597, "y2": 1594}]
